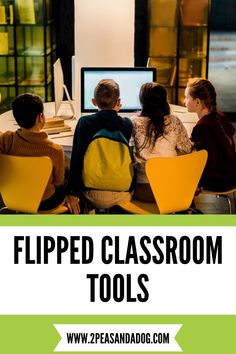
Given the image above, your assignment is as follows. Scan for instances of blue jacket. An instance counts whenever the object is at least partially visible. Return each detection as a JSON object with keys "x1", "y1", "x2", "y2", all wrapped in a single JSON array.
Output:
[{"x1": 68, "y1": 110, "x2": 132, "y2": 196}]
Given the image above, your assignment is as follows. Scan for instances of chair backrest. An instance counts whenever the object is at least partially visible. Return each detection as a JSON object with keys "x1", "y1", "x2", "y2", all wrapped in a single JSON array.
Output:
[
  {"x1": 0, "y1": 155, "x2": 53, "y2": 213},
  {"x1": 145, "y1": 150, "x2": 208, "y2": 214}
]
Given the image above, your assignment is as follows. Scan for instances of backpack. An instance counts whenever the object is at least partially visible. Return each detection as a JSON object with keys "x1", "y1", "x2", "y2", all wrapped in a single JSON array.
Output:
[{"x1": 82, "y1": 129, "x2": 134, "y2": 191}]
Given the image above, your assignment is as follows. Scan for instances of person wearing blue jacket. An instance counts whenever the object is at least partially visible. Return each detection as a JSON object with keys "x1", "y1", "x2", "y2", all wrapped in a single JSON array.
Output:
[{"x1": 67, "y1": 79, "x2": 132, "y2": 213}]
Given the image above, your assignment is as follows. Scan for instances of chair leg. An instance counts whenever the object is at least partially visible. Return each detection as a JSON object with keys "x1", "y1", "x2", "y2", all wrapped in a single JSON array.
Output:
[
  {"x1": 95, "y1": 208, "x2": 110, "y2": 214},
  {"x1": 226, "y1": 196, "x2": 232, "y2": 214},
  {"x1": 218, "y1": 194, "x2": 232, "y2": 214},
  {"x1": 233, "y1": 192, "x2": 236, "y2": 214},
  {"x1": 0, "y1": 206, "x2": 18, "y2": 214},
  {"x1": 0, "y1": 206, "x2": 8, "y2": 213}
]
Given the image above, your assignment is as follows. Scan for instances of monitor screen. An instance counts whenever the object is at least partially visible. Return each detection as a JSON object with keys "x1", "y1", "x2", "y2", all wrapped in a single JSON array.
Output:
[{"x1": 81, "y1": 67, "x2": 157, "y2": 112}]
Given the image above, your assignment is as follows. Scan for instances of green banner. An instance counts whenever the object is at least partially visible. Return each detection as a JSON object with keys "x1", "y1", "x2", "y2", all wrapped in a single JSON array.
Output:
[
  {"x1": 0, "y1": 214, "x2": 236, "y2": 226},
  {"x1": 0, "y1": 315, "x2": 235, "y2": 353}
]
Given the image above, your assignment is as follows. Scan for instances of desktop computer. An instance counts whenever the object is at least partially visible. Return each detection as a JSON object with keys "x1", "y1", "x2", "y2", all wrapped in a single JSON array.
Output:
[{"x1": 80, "y1": 67, "x2": 157, "y2": 115}]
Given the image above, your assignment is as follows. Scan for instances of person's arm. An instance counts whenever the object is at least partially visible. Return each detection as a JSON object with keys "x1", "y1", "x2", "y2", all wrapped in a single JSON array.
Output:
[
  {"x1": 219, "y1": 112, "x2": 235, "y2": 137},
  {"x1": 67, "y1": 117, "x2": 95, "y2": 214},
  {"x1": 191, "y1": 124, "x2": 216, "y2": 180},
  {"x1": 66, "y1": 121, "x2": 84, "y2": 214},
  {"x1": 0, "y1": 131, "x2": 13, "y2": 153},
  {"x1": 51, "y1": 146, "x2": 81, "y2": 214},
  {"x1": 67, "y1": 117, "x2": 89, "y2": 196},
  {"x1": 66, "y1": 195, "x2": 80, "y2": 214},
  {"x1": 53, "y1": 146, "x2": 65, "y2": 187},
  {"x1": 0, "y1": 132, "x2": 3, "y2": 153},
  {"x1": 219, "y1": 112, "x2": 236, "y2": 151},
  {"x1": 123, "y1": 117, "x2": 133, "y2": 142},
  {"x1": 128, "y1": 117, "x2": 137, "y2": 163}
]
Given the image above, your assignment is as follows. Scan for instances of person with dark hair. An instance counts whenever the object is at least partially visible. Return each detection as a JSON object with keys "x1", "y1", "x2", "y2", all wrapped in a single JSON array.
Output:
[
  {"x1": 0, "y1": 93, "x2": 66, "y2": 211},
  {"x1": 131, "y1": 82, "x2": 192, "y2": 202},
  {"x1": 12, "y1": 92, "x2": 45, "y2": 129},
  {"x1": 93, "y1": 79, "x2": 120, "y2": 109},
  {"x1": 185, "y1": 78, "x2": 236, "y2": 191},
  {"x1": 67, "y1": 79, "x2": 133, "y2": 213}
]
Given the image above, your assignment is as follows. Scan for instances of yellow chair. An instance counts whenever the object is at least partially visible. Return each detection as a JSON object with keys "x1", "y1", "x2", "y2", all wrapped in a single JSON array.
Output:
[
  {"x1": 0, "y1": 154, "x2": 68, "y2": 214},
  {"x1": 201, "y1": 187, "x2": 236, "y2": 214},
  {"x1": 119, "y1": 150, "x2": 208, "y2": 214}
]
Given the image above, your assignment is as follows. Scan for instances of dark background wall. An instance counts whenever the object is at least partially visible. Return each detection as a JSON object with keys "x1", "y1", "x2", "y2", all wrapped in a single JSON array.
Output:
[
  {"x1": 53, "y1": 0, "x2": 74, "y2": 95},
  {"x1": 135, "y1": 0, "x2": 149, "y2": 66},
  {"x1": 210, "y1": 0, "x2": 236, "y2": 30}
]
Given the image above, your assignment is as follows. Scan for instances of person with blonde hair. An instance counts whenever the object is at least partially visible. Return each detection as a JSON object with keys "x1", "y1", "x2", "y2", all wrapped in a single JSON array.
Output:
[{"x1": 185, "y1": 78, "x2": 236, "y2": 191}]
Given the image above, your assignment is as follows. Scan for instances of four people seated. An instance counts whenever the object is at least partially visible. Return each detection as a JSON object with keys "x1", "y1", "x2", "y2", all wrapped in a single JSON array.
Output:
[{"x1": 0, "y1": 77, "x2": 236, "y2": 213}]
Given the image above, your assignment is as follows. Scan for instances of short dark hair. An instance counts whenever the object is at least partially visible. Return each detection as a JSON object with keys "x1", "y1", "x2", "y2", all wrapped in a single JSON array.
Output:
[
  {"x1": 94, "y1": 79, "x2": 120, "y2": 109},
  {"x1": 12, "y1": 93, "x2": 44, "y2": 129}
]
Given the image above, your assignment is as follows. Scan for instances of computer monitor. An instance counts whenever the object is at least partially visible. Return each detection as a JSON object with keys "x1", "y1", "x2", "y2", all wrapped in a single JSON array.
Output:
[
  {"x1": 53, "y1": 58, "x2": 75, "y2": 119},
  {"x1": 80, "y1": 67, "x2": 157, "y2": 113}
]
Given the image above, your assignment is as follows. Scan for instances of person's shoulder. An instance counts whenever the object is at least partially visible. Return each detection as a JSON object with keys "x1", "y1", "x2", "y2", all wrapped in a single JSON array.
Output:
[
  {"x1": 192, "y1": 117, "x2": 210, "y2": 136},
  {"x1": 0, "y1": 130, "x2": 15, "y2": 144},
  {"x1": 44, "y1": 136, "x2": 63, "y2": 152},
  {"x1": 130, "y1": 114, "x2": 140, "y2": 121},
  {"x1": 50, "y1": 141, "x2": 64, "y2": 152},
  {"x1": 81, "y1": 112, "x2": 98, "y2": 119},
  {"x1": 122, "y1": 116, "x2": 133, "y2": 126},
  {"x1": 0, "y1": 130, "x2": 14, "y2": 138},
  {"x1": 0, "y1": 130, "x2": 14, "y2": 142},
  {"x1": 128, "y1": 115, "x2": 145, "y2": 133},
  {"x1": 166, "y1": 113, "x2": 177, "y2": 121},
  {"x1": 196, "y1": 113, "x2": 214, "y2": 128},
  {"x1": 130, "y1": 114, "x2": 148, "y2": 124},
  {"x1": 165, "y1": 114, "x2": 183, "y2": 126},
  {"x1": 79, "y1": 112, "x2": 98, "y2": 123},
  {"x1": 75, "y1": 113, "x2": 99, "y2": 132},
  {"x1": 218, "y1": 111, "x2": 234, "y2": 126},
  {"x1": 0, "y1": 130, "x2": 15, "y2": 153}
]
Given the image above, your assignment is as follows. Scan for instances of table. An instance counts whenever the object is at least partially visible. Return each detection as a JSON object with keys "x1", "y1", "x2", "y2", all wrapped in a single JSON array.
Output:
[{"x1": 0, "y1": 101, "x2": 198, "y2": 152}]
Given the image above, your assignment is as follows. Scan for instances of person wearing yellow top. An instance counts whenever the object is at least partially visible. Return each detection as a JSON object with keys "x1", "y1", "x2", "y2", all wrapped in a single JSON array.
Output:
[{"x1": 0, "y1": 93, "x2": 66, "y2": 211}]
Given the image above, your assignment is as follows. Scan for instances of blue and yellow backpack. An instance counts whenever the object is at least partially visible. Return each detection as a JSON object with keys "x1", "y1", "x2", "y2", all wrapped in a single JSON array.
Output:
[{"x1": 82, "y1": 129, "x2": 134, "y2": 191}]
